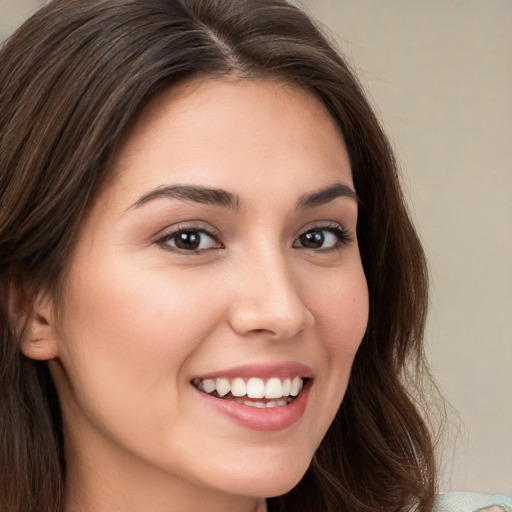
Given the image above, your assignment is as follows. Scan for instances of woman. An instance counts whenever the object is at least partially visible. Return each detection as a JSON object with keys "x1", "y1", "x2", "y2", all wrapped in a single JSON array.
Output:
[{"x1": 0, "y1": 0, "x2": 436, "y2": 511}]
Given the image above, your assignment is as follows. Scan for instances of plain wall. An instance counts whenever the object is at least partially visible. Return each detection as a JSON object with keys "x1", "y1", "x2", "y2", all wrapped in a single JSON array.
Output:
[{"x1": 2, "y1": 0, "x2": 511, "y2": 495}]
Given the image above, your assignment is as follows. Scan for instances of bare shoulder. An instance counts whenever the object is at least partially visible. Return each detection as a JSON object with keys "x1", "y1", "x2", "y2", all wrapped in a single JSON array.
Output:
[{"x1": 434, "y1": 493, "x2": 512, "y2": 512}]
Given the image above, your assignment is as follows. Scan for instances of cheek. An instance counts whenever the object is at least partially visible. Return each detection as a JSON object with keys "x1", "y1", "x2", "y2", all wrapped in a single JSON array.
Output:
[
  {"x1": 311, "y1": 265, "x2": 369, "y2": 358},
  {"x1": 301, "y1": 262, "x2": 368, "y2": 438},
  {"x1": 51, "y1": 254, "x2": 239, "y2": 470},
  {"x1": 317, "y1": 267, "x2": 368, "y2": 389},
  {"x1": 54, "y1": 254, "x2": 228, "y2": 406}
]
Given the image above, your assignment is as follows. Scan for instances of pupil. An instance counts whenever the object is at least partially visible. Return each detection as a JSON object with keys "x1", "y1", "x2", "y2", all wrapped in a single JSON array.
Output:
[
  {"x1": 301, "y1": 230, "x2": 324, "y2": 248},
  {"x1": 176, "y1": 231, "x2": 200, "y2": 250}
]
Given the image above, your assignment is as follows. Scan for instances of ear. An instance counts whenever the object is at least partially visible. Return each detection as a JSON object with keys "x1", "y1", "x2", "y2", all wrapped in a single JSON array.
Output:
[{"x1": 4, "y1": 271, "x2": 60, "y2": 361}]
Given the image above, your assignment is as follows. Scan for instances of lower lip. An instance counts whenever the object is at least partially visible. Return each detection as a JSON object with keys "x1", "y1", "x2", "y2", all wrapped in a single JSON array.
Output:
[{"x1": 193, "y1": 381, "x2": 312, "y2": 432}]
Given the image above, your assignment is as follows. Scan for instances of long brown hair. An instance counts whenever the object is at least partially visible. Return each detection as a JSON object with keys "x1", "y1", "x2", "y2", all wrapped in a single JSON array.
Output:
[{"x1": 0, "y1": 0, "x2": 437, "y2": 511}]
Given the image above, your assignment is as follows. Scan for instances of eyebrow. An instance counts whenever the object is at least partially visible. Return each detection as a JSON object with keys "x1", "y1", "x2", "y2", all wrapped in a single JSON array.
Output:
[
  {"x1": 130, "y1": 181, "x2": 358, "y2": 212},
  {"x1": 296, "y1": 183, "x2": 358, "y2": 209},
  {"x1": 131, "y1": 185, "x2": 243, "y2": 212}
]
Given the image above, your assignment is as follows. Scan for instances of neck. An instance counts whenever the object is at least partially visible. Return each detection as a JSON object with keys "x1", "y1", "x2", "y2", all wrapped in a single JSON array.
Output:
[
  {"x1": 63, "y1": 431, "x2": 264, "y2": 512},
  {"x1": 65, "y1": 466, "x2": 265, "y2": 512}
]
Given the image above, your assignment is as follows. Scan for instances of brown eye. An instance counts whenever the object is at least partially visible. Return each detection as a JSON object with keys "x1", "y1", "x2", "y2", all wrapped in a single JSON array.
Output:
[
  {"x1": 293, "y1": 226, "x2": 350, "y2": 251},
  {"x1": 298, "y1": 230, "x2": 325, "y2": 249},
  {"x1": 161, "y1": 229, "x2": 220, "y2": 252},
  {"x1": 175, "y1": 231, "x2": 201, "y2": 250}
]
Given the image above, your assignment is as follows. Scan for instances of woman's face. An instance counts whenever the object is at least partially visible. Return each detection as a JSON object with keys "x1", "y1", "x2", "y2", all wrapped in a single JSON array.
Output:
[{"x1": 48, "y1": 78, "x2": 369, "y2": 508}]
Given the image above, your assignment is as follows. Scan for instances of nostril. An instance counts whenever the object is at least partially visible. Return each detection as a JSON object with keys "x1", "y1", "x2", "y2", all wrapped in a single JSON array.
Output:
[{"x1": 227, "y1": 279, "x2": 313, "y2": 338}]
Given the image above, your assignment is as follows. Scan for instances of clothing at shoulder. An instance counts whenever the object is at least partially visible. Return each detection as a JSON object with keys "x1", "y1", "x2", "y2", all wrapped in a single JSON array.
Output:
[
  {"x1": 262, "y1": 493, "x2": 512, "y2": 512},
  {"x1": 434, "y1": 493, "x2": 512, "y2": 512}
]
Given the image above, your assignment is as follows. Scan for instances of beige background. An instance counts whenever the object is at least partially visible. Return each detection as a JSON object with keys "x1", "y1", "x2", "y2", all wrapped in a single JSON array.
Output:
[{"x1": 2, "y1": 0, "x2": 511, "y2": 495}]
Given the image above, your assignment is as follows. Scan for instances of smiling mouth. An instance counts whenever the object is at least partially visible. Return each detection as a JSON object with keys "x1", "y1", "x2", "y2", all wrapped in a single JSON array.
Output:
[{"x1": 191, "y1": 376, "x2": 306, "y2": 408}]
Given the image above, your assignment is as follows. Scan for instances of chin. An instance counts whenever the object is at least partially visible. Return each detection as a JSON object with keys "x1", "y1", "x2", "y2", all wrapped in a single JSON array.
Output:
[{"x1": 212, "y1": 451, "x2": 312, "y2": 499}]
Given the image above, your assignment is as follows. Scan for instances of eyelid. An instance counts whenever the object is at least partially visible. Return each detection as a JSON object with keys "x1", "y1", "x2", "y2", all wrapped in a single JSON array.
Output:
[
  {"x1": 297, "y1": 221, "x2": 353, "y2": 238},
  {"x1": 294, "y1": 221, "x2": 354, "y2": 250},
  {"x1": 155, "y1": 222, "x2": 223, "y2": 253}
]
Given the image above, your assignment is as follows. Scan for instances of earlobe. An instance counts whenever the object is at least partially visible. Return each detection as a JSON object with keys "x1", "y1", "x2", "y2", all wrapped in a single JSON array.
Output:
[
  {"x1": 20, "y1": 305, "x2": 60, "y2": 361},
  {"x1": 3, "y1": 271, "x2": 60, "y2": 361}
]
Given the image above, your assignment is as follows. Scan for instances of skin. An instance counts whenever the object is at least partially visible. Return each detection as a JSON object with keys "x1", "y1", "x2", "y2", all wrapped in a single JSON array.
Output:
[{"x1": 27, "y1": 78, "x2": 369, "y2": 512}]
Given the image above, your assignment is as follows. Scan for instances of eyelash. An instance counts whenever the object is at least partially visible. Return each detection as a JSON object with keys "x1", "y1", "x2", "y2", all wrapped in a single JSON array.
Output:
[
  {"x1": 294, "y1": 222, "x2": 353, "y2": 253},
  {"x1": 156, "y1": 224, "x2": 223, "y2": 254},
  {"x1": 156, "y1": 222, "x2": 353, "y2": 255}
]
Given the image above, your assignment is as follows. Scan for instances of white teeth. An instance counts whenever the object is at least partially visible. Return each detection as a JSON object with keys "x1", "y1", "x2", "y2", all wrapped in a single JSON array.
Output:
[
  {"x1": 290, "y1": 376, "x2": 301, "y2": 397},
  {"x1": 245, "y1": 400, "x2": 266, "y2": 408},
  {"x1": 267, "y1": 400, "x2": 288, "y2": 408},
  {"x1": 192, "y1": 378, "x2": 203, "y2": 391},
  {"x1": 246, "y1": 378, "x2": 265, "y2": 399},
  {"x1": 231, "y1": 378, "x2": 246, "y2": 397},
  {"x1": 244, "y1": 399, "x2": 289, "y2": 408},
  {"x1": 264, "y1": 377, "x2": 283, "y2": 399},
  {"x1": 282, "y1": 378, "x2": 291, "y2": 396},
  {"x1": 194, "y1": 376, "x2": 305, "y2": 400},
  {"x1": 202, "y1": 379, "x2": 216, "y2": 393},
  {"x1": 215, "y1": 378, "x2": 231, "y2": 397}
]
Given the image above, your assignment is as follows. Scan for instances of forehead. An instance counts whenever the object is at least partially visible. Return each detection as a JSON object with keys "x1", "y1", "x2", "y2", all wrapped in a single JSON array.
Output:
[
  {"x1": 104, "y1": 76, "x2": 352, "y2": 208},
  {"x1": 121, "y1": 76, "x2": 341, "y2": 144}
]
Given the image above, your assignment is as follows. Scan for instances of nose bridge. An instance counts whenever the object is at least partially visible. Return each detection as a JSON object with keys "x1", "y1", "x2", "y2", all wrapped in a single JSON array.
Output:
[{"x1": 228, "y1": 244, "x2": 313, "y2": 338}]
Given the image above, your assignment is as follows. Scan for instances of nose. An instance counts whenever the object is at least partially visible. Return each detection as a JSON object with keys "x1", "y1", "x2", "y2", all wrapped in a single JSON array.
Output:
[{"x1": 227, "y1": 251, "x2": 314, "y2": 340}]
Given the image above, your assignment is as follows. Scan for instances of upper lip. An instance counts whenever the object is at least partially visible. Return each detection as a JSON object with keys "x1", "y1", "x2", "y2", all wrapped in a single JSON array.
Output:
[{"x1": 192, "y1": 362, "x2": 314, "y2": 381}]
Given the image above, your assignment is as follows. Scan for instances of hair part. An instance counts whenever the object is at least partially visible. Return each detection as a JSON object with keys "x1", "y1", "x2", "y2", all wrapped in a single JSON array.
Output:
[{"x1": 0, "y1": 1, "x2": 438, "y2": 511}]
